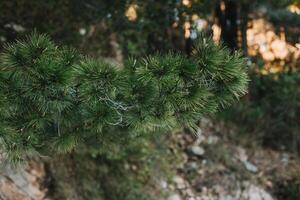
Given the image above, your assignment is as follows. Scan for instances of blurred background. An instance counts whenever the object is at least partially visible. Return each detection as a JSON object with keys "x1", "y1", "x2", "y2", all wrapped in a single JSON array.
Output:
[{"x1": 0, "y1": 0, "x2": 300, "y2": 200}]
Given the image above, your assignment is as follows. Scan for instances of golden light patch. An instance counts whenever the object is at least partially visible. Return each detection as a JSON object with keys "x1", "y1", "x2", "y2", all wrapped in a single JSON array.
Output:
[
  {"x1": 125, "y1": 4, "x2": 138, "y2": 21},
  {"x1": 182, "y1": 0, "x2": 192, "y2": 7}
]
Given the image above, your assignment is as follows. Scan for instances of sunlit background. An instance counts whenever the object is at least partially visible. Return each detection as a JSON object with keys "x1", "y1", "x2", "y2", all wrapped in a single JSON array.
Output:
[{"x1": 0, "y1": 1, "x2": 300, "y2": 200}]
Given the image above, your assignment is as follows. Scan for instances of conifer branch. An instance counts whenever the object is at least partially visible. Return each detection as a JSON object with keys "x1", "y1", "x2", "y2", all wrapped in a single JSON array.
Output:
[{"x1": 0, "y1": 33, "x2": 248, "y2": 161}]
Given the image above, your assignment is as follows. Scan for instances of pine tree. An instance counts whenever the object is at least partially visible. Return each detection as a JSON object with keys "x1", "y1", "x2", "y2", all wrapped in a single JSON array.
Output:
[{"x1": 0, "y1": 33, "x2": 248, "y2": 162}]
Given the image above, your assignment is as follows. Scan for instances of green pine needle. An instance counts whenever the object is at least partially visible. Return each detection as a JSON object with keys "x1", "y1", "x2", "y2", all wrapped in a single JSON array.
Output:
[{"x1": 0, "y1": 34, "x2": 249, "y2": 160}]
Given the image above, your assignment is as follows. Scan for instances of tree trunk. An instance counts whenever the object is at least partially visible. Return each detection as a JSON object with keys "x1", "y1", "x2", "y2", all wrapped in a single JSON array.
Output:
[
  {"x1": 240, "y1": 4, "x2": 249, "y2": 56},
  {"x1": 215, "y1": 0, "x2": 238, "y2": 50}
]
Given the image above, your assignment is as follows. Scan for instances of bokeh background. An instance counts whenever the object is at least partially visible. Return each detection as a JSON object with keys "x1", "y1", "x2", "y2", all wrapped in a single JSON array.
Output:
[{"x1": 0, "y1": 0, "x2": 300, "y2": 200}]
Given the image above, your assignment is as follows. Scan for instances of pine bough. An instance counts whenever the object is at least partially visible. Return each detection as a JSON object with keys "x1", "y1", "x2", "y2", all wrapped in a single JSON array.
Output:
[{"x1": 0, "y1": 34, "x2": 248, "y2": 161}]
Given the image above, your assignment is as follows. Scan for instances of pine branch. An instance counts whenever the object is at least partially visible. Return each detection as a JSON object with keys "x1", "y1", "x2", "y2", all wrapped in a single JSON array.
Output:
[{"x1": 0, "y1": 33, "x2": 248, "y2": 161}]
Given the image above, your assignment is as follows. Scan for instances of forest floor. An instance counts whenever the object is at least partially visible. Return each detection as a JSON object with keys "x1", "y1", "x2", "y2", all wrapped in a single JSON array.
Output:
[
  {"x1": 0, "y1": 118, "x2": 300, "y2": 200},
  {"x1": 164, "y1": 119, "x2": 300, "y2": 200}
]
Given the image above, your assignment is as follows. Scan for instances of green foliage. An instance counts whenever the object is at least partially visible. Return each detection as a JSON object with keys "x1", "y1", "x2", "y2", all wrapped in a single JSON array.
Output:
[
  {"x1": 0, "y1": 0, "x2": 215, "y2": 57},
  {"x1": 268, "y1": 8, "x2": 300, "y2": 43},
  {"x1": 238, "y1": 0, "x2": 295, "y2": 8},
  {"x1": 1, "y1": 0, "x2": 296, "y2": 58},
  {"x1": 48, "y1": 134, "x2": 176, "y2": 200},
  {"x1": 221, "y1": 69, "x2": 300, "y2": 153},
  {"x1": 274, "y1": 173, "x2": 300, "y2": 200},
  {"x1": 268, "y1": 8, "x2": 300, "y2": 27},
  {"x1": 0, "y1": 33, "x2": 248, "y2": 161}
]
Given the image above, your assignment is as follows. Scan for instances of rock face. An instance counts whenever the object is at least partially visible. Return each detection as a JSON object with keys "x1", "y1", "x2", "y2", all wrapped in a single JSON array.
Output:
[
  {"x1": 0, "y1": 160, "x2": 48, "y2": 200},
  {"x1": 168, "y1": 194, "x2": 182, "y2": 200},
  {"x1": 189, "y1": 146, "x2": 205, "y2": 157},
  {"x1": 239, "y1": 183, "x2": 274, "y2": 200}
]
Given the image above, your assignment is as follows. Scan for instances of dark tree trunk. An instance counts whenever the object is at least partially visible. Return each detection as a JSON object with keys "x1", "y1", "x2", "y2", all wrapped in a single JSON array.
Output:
[
  {"x1": 215, "y1": 0, "x2": 238, "y2": 50},
  {"x1": 240, "y1": 4, "x2": 249, "y2": 56},
  {"x1": 185, "y1": 37, "x2": 192, "y2": 57}
]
